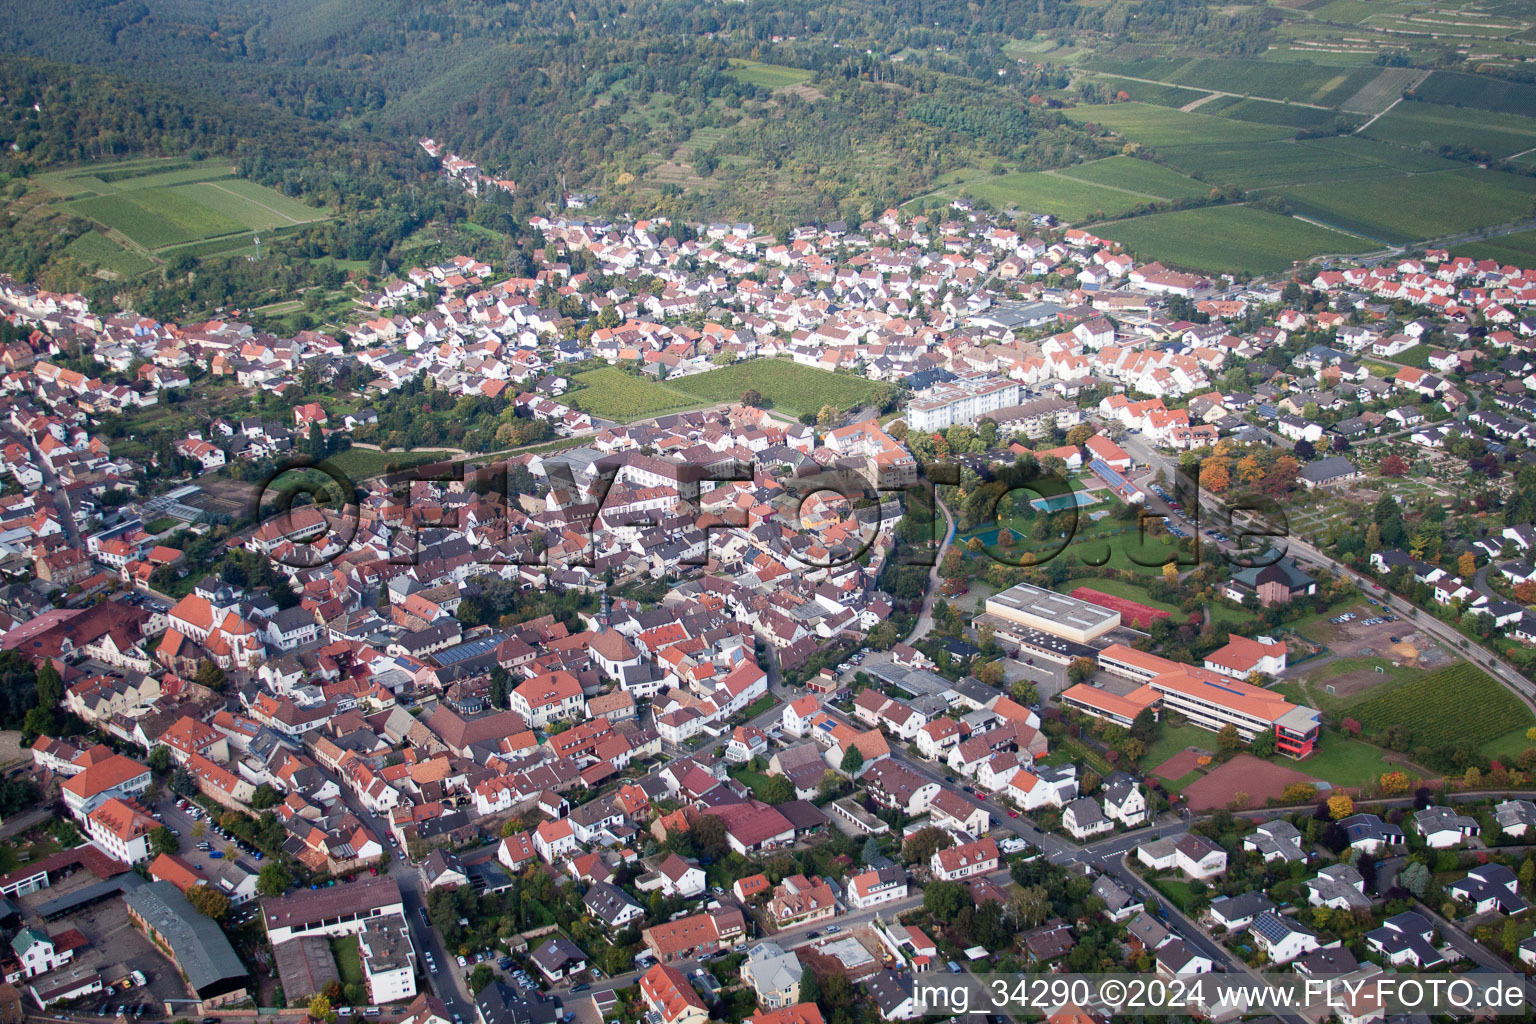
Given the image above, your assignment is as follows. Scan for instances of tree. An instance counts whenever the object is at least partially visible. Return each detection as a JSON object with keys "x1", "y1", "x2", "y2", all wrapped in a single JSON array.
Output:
[
  {"x1": 36, "y1": 660, "x2": 62, "y2": 711},
  {"x1": 1293, "y1": 439, "x2": 1316, "y2": 462},
  {"x1": 1068, "y1": 657, "x2": 1096, "y2": 684},
  {"x1": 923, "y1": 880, "x2": 968, "y2": 919},
  {"x1": 1202, "y1": 461, "x2": 1230, "y2": 493},
  {"x1": 902, "y1": 826, "x2": 953, "y2": 865},
  {"x1": 469, "y1": 965, "x2": 495, "y2": 994},
  {"x1": 690, "y1": 814, "x2": 728, "y2": 858},
  {"x1": 1065, "y1": 425, "x2": 1094, "y2": 447},
  {"x1": 1379, "y1": 771, "x2": 1410, "y2": 796},
  {"x1": 1216, "y1": 723, "x2": 1242, "y2": 754},
  {"x1": 759, "y1": 775, "x2": 794, "y2": 805},
  {"x1": 1327, "y1": 793, "x2": 1354, "y2": 820},
  {"x1": 1458, "y1": 551, "x2": 1476, "y2": 578},
  {"x1": 840, "y1": 744, "x2": 865, "y2": 775},
  {"x1": 309, "y1": 995, "x2": 336, "y2": 1023},
  {"x1": 258, "y1": 862, "x2": 293, "y2": 897},
  {"x1": 1281, "y1": 782, "x2": 1318, "y2": 804},
  {"x1": 741, "y1": 389, "x2": 765, "y2": 408},
  {"x1": 251, "y1": 783, "x2": 281, "y2": 809},
  {"x1": 1162, "y1": 561, "x2": 1179, "y2": 583},
  {"x1": 147, "y1": 745, "x2": 173, "y2": 774},
  {"x1": 193, "y1": 659, "x2": 227, "y2": 692},
  {"x1": 185, "y1": 884, "x2": 231, "y2": 921},
  {"x1": 1248, "y1": 730, "x2": 1275, "y2": 758},
  {"x1": 1381, "y1": 454, "x2": 1408, "y2": 477},
  {"x1": 1400, "y1": 861, "x2": 1431, "y2": 897},
  {"x1": 149, "y1": 826, "x2": 178, "y2": 857},
  {"x1": 170, "y1": 767, "x2": 197, "y2": 798},
  {"x1": 1520, "y1": 857, "x2": 1535, "y2": 894},
  {"x1": 489, "y1": 666, "x2": 511, "y2": 710},
  {"x1": 1011, "y1": 884, "x2": 1052, "y2": 926}
]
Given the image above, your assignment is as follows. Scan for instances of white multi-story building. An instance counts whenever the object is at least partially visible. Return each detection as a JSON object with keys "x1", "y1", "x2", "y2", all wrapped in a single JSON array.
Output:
[
  {"x1": 359, "y1": 917, "x2": 417, "y2": 1004},
  {"x1": 84, "y1": 798, "x2": 157, "y2": 864},
  {"x1": 905, "y1": 373, "x2": 1021, "y2": 431}
]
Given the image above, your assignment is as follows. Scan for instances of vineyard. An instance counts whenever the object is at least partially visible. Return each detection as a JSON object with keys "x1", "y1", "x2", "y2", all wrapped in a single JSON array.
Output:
[{"x1": 1347, "y1": 663, "x2": 1532, "y2": 753}]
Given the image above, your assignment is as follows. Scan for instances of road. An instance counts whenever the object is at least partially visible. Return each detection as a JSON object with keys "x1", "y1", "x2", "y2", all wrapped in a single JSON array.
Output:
[
  {"x1": 29, "y1": 436, "x2": 82, "y2": 547},
  {"x1": 904, "y1": 498, "x2": 956, "y2": 646}
]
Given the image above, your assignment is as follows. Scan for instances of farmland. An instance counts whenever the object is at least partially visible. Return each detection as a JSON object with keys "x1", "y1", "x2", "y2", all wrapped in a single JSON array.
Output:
[
  {"x1": 1365, "y1": 101, "x2": 1536, "y2": 160},
  {"x1": 1278, "y1": 169, "x2": 1536, "y2": 244},
  {"x1": 1055, "y1": 157, "x2": 1212, "y2": 200},
  {"x1": 1097, "y1": 206, "x2": 1361, "y2": 275},
  {"x1": 725, "y1": 60, "x2": 814, "y2": 90},
  {"x1": 28, "y1": 156, "x2": 329, "y2": 272},
  {"x1": 1346, "y1": 663, "x2": 1533, "y2": 753},
  {"x1": 567, "y1": 368, "x2": 698, "y2": 422},
  {"x1": 958, "y1": 171, "x2": 1151, "y2": 222},
  {"x1": 670, "y1": 361, "x2": 896, "y2": 420},
  {"x1": 1412, "y1": 72, "x2": 1536, "y2": 117},
  {"x1": 1065, "y1": 102, "x2": 1295, "y2": 150},
  {"x1": 1461, "y1": 228, "x2": 1536, "y2": 266}
]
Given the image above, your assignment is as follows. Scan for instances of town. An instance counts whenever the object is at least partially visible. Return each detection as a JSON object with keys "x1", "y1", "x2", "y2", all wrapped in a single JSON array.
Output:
[{"x1": 1, "y1": 196, "x2": 1536, "y2": 1024}]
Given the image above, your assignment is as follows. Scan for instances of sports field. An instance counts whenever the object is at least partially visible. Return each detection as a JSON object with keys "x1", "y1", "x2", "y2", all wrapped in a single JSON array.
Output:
[
  {"x1": 1098, "y1": 205, "x2": 1361, "y2": 274},
  {"x1": 670, "y1": 360, "x2": 895, "y2": 419}
]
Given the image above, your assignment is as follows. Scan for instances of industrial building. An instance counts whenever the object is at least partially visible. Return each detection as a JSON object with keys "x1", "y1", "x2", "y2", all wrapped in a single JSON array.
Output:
[{"x1": 983, "y1": 581, "x2": 1121, "y2": 644}]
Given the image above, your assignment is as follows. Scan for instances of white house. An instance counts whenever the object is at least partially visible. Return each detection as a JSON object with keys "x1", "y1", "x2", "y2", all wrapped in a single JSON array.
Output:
[
  {"x1": 1412, "y1": 806, "x2": 1480, "y2": 849},
  {"x1": 1250, "y1": 912, "x2": 1319, "y2": 965},
  {"x1": 1101, "y1": 773, "x2": 1147, "y2": 827}
]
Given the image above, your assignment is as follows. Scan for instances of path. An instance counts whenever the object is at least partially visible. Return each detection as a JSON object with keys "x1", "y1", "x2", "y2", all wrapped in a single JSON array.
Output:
[
  {"x1": 199, "y1": 180, "x2": 313, "y2": 225},
  {"x1": 1043, "y1": 168, "x2": 1164, "y2": 201},
  {"x1": 1178, "y1": 92, "x2": 1225, "y2": 113},
  {"x1": 1089, "y1": 72, "x2": 1335, "y2": 111},
  {"x1": 904, "y1": 498, "x2": 955, "y2": 645}
]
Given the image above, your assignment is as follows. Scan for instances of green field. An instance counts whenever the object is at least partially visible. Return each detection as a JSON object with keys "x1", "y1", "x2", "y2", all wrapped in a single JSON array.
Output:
[
  {"x1": 726, "y1": 60, "x2": 814, "y2": 89},
  {"x1": 1459, "y1": 228, "x2": 1536, "y2": 267},
  {"x1": 1295, "y1": 735, "x2": 1392, "y2": 788},
  {"x1": 1365, "y1": 102, "x2": 1536, "y2": 160},
  {"x1": 569, "y1": 367, "x2": 698, "y2": 421},
  {"x1": 1413, "y1": 72, "x2": 1536, "y2": 117},
  {"x1": 1164, "y1": 58, "x2": 1377, "y2": 106},
  {"x1": 670, "y1": 360, "x2": 895, "y2": 419},
  {"x1": 1059, "y1": 575, "x2": 1182, "y2": 612},
  {"x1": 1066, "y1": 102, "x2": 1295, "y2": 149},
  {"x1": 1347, "y1": 663, "x2": 1533, "y2": 753},
  {"x1": 33, "y1": 156, "x2": 328, "y2": 264},
  {"x1": 1092, "y1": 76, "x2": 1213, "y2": 109},
  {"x1": 326, "y1": 446, "x2": 462, "y2": 481},
  {"x1": 1098, "y1": 205, "x2": 1362, "y2": 274},
  {"x1": 72, "y1": 189, "x2": 248, "y2": 249},
  {"x1": 1279, "y1": 169, "x2": 1536, "y2": 244},
  {"x1": 64, "y1": 231, "x2": 156, "y2": 277},
  {"x1": 1211, "y1": 98, "x2": 1353, "y2": 129},
  {"x1": 1055, "y1": 156, "x2": 1213, "y2": 200},
  {"x1": 960, "y1": 171, "x2": 1150, "y2": 221}
]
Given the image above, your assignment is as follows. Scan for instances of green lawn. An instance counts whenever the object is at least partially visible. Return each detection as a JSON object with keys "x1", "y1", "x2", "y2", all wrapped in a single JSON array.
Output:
[
  {"x1": 1059, "y1": 575, "x2": 1181, "y2": 612},
  {"x1": 1143, "y1": 722, "x2": 1217, "y2": 770},
  {"x1": 568, "y1": 367, "x2": 698, "y2": 421},
  {"x1": 331, "y1": 938, "x2": 363, "y2": 988},
  {"x1": 1097, "y1": 205, "x2": 1365, "y2": 274},
  {"x1": 728, "y1": 767, "x2": 775, "y2": 801},
  {"x1": 1296, "y1": 735, "x2": 1392, "y2": 787},
  {"x1": 1479, "y1": 726, "x2": 1536, "y2": 764},
  {"x1": 669, "y1": 360, "x2": 895, "y2": 419},
  {"x1": 1064, "y1": 102, "x2": 1296, "y2": 149},
  {"x1": 326, "y1": 446, "x2": 461, "y2": 481}
]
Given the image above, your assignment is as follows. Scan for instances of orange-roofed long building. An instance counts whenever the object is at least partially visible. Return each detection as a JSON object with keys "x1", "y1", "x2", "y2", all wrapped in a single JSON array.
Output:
[
  {"x1": 639, "y1": 965, "x2": 709, "y2": 1024},
  {"x1": 1064, "y1": 644, "x2": 1317, "y2": 758}
]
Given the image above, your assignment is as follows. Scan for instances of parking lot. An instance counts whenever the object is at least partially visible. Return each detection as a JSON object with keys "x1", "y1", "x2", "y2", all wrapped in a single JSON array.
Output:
[
  {"x1": 15, "y1": 884, "x2": 190, "y2": 1016},
  {"x1": 151, "y1": 794, "x2": 268, "y2": 922}
]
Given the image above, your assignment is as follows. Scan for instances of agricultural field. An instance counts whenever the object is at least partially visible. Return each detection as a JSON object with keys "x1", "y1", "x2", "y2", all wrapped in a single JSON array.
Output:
[
  {"x1": 1278, "y1": 168, "x2": 1536, "y2": 244},
  {"x1": 1209, "y1": 98, "x2": 1353, "y2": 129},
  {"x1": 1460, "y1": 227, "x2": 1536, "y2": 266},
  {"x1": 1065, "y1": 102, "x2": 1295, "y2": 149},
  {"x1": 1364, "y1": 101, "x2": 1536, "y2": 160},
  {"x1": 568, "y1": 368, "x2": 697, "y2": 421},
  {"x1": 959, "y1": 171, "x2": 1150, "y2": 222},
  {"x1": 29, "y1": 156, "x2": 329, "y2": 273},
  {"x1": 63, "y1": 231, "x2": 156, "y2": 278},
  {"x1": 1097, "y1": 205, "x2": 1362, "y2": 274},
  {"x1": 1415, "y1": 71, "x2": 1536, "y2": 117},
  {"x1": 1055, "y1": 156, "x2": 1213, "y2": 200},
  {"x1": 1346, "y1": 662, "x2": 1533, "y2": 753},
  {"x1": 1084, "y1": 57, "x2": 1377, "y2": 106},
  {"x1": 1091, "y1": 76, "x2": 1212, "y2": 109},
  {"x1": 669, "y1": 360, "x2": 895, "y2": 419},
  {"x1": 725, "y1": 60, "x2": 814, "y2": 89}
]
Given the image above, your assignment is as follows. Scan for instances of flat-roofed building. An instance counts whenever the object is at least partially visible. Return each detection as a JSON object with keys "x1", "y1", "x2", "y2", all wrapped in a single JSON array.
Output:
[
  {"x1": 984, "y1": 582, "x2": 1120, "y2": 644},
  {"x1": 261, "y1": 876, "x2": 405, "y2": 944}
]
